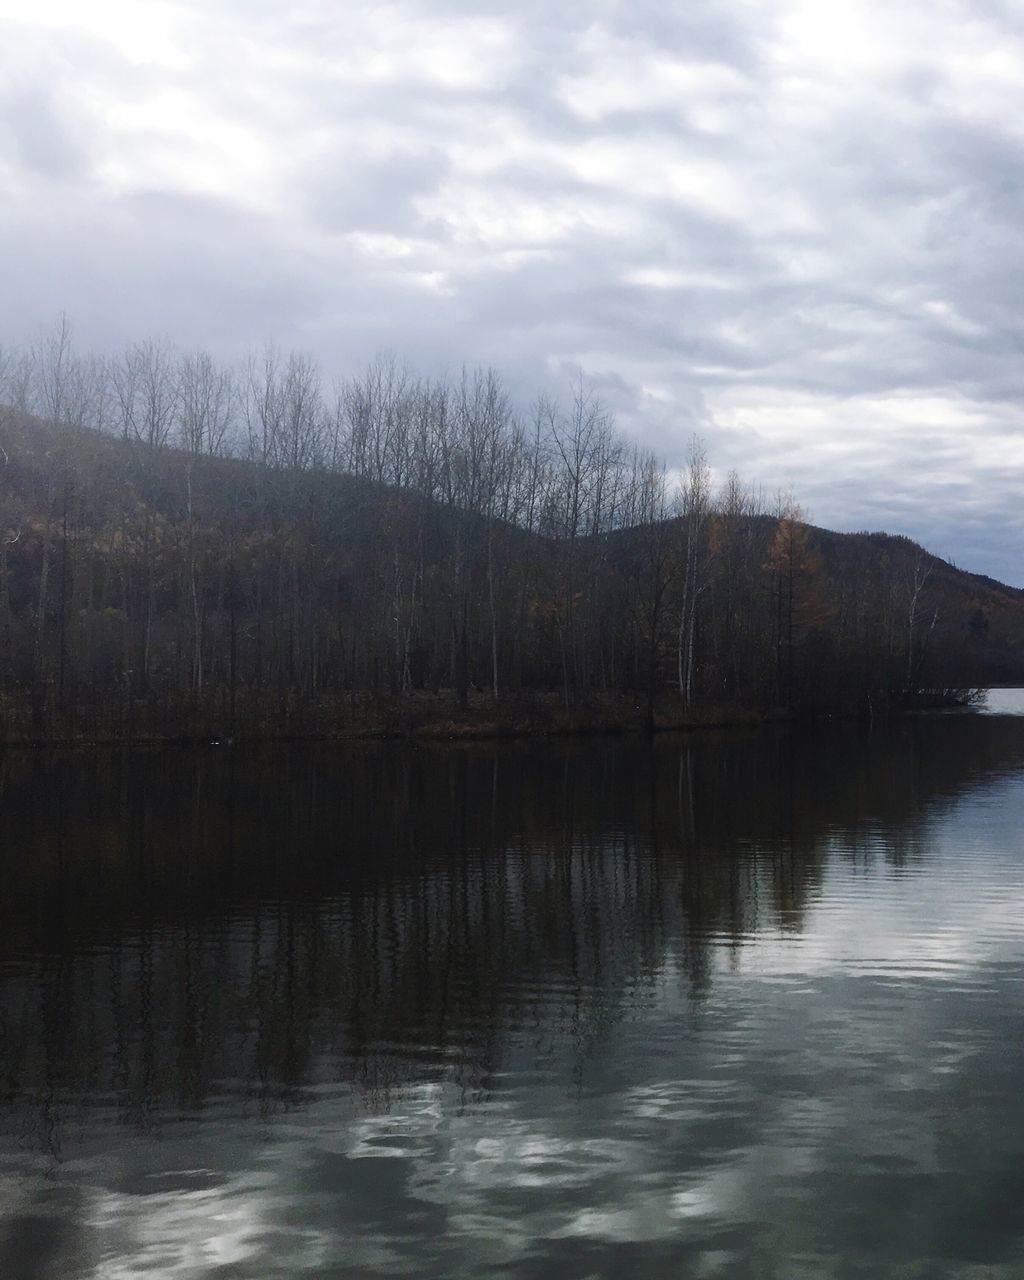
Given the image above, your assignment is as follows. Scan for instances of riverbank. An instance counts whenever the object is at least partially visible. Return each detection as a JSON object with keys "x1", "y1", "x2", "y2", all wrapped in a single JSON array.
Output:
[
  {"x1": 0, "y1": 690, "x2": 778, "y2": 748},
  {"x1": 0, "y1": 686, "x2": 984, "y2": 748}
]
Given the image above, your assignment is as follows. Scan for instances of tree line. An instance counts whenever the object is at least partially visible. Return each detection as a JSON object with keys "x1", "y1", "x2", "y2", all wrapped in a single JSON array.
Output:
[{"x1": 0, "y1": 318, "x2": 999, "y2": 740}]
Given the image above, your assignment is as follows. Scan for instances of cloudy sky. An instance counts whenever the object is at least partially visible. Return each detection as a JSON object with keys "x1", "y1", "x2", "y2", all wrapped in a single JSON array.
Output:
[{"x1": 2, "y1": 0, "x2": 1024, "y2": 581}]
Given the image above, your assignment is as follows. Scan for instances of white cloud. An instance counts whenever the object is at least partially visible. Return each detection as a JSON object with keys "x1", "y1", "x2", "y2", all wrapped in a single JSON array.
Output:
[{"x1": 2, "y1": 0, "x2": 1024, "y2": 579}]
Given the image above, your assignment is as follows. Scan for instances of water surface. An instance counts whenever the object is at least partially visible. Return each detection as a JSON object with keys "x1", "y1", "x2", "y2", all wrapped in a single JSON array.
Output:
[
  {"x1": 2, "y1": 717, "x2": 1024, "y2": 1278},
  {"x1": 981, "y1": 687, "x2": 1024, "y2": 715}
]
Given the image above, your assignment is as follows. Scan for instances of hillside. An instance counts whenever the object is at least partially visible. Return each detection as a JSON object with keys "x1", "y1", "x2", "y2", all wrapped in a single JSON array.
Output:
[
  {"x1": 1, "y1": 406, "x2": 1022, "y2": 744},
  {"x1": 806, "y1": 524, "x2": 1024, "y2": 686}
]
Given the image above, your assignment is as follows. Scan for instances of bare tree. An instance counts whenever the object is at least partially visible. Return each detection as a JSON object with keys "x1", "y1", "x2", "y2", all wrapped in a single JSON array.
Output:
[
  {"x1": 175, "y1": 351, "x2": 236, "y2": 456},
  {"x1": 546, "y1": 378, "x2": 612, "y2": 702},
  {"x1": 625, "y1": 447, "x2": 674, "y2": 721},
  {"x1": 343, "y1": 353, "x2": 413, "y2": 484},
  {"x1": 676, "y1": 436, "x2": 711, "y2": 708},
  {"x1": 0, "y1": 345, "x2": 34, "y2": 415},
  {"x1": 109, "y1": 338, "x2": 178, "y2": 450},
  {"x1": 33, "y1": 314, "x2": 105, "y2": 433},
  {"x1": 905, "y1": 552, "x2": 936, "y2": 687},
  {"x1": 278, "y1": 352, "x2": 324, "y2": 471},
  {"x1": 245, "y1": 343, "x2": 284, "y2": 465}
]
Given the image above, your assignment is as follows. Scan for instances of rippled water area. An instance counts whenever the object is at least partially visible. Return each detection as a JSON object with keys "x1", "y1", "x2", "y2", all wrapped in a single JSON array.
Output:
[{"x1": 3, "y1": 710, "x2": 1024, "y2": 1279}]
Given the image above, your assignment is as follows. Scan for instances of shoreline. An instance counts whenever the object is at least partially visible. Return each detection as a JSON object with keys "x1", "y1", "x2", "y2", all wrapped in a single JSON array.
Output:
[
  {"x1": 0, "y1": 688, "x2": 982, "y2": 750},
  {"x1": 0, "y1": 701, "x2": 772, "y2": 750}
]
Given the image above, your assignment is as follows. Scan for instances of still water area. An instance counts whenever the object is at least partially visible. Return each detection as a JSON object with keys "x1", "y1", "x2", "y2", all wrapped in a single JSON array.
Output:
[{"x1": 2, "y1": 698, "x2": 1024, "y2": 1277}]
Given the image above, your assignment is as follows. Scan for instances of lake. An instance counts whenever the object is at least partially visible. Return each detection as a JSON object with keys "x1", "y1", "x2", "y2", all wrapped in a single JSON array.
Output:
[{"x1": 2, "y1": 705, "x2": 1024, "y2": 1278}]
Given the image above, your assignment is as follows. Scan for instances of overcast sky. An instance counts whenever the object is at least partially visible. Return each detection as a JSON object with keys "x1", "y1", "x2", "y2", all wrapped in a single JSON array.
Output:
[{"x1": 2, "y1": 0, "x2": 1024, "y2": 581}]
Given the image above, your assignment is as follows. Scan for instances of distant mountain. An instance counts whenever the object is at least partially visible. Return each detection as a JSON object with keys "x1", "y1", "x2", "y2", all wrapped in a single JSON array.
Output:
[{"x1": 805, "y1": 523, "x2": 1024, "y2": 686}]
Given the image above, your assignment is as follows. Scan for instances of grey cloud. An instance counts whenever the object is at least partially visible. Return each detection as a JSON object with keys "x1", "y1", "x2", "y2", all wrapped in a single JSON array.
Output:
[
  {"x1": 306, "y1": 145, "x2": 450, "y2": 234},
  {"x1": 3, "y1": 0, "x2": 1024, "y2": 581},
  {"x1": 428, "y1": 0, "x2": 766, "y2": 70},
  {"x1": 0, "y1": 88, "x2": 90, "y2": 181}
]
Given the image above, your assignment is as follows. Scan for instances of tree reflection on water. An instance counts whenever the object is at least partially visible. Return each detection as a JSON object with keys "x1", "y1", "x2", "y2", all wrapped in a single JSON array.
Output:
[{"x1": 2, "y1": 716, "x2": 1023, "y2": 1135}]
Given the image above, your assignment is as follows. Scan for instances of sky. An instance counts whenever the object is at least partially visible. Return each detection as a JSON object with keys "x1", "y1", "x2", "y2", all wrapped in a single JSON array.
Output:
[{"x1": 2, "y1": 0, "x2": 1024, "y2": 581}]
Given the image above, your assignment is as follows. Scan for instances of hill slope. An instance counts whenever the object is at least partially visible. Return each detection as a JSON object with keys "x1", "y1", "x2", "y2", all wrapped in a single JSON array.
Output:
[{"x1": 0, "y1": 409, "x2": 1021, "y2": 742}]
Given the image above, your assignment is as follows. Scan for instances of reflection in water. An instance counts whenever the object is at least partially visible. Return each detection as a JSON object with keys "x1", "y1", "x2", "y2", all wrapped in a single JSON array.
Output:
[
  {"x1": 3, "y1": 719, "x2": 1024, "y2": 1276},
  {"x1": 981, "y1": 686, "x2": 1024, "y2": 716}
]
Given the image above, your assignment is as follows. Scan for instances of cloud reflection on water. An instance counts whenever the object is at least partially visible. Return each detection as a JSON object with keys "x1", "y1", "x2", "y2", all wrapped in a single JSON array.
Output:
[{"x1": 3, "y1": 722, "x2": 1024, "y2": 1275}]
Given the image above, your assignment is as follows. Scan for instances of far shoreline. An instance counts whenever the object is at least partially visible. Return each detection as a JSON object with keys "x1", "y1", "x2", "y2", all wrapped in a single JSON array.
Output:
[{"x1": 0, "y1": 688, "x2": 986, "y2": 750}]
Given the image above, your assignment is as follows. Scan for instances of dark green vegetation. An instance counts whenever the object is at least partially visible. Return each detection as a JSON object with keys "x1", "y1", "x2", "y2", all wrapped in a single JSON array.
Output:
[{"x1": 1, "y1": 331, "x2": 1021, "y2": 743}]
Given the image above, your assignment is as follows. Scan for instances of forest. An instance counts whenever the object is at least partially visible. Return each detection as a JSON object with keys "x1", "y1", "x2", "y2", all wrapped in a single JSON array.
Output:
[{"x1": 0, "y1": 320, "x2": 1021, "y2": 743}]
